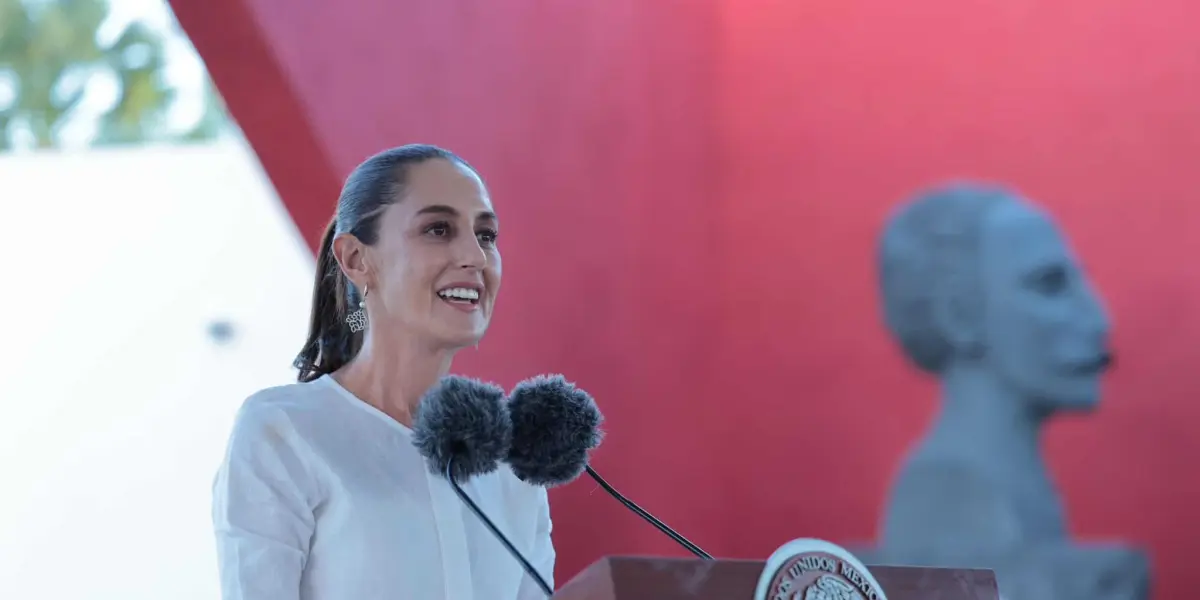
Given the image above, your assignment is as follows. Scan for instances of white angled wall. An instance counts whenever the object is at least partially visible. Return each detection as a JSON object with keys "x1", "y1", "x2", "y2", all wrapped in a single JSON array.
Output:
[{"x1": 0, "y1": 140, "x2": 315, "y2": 599}]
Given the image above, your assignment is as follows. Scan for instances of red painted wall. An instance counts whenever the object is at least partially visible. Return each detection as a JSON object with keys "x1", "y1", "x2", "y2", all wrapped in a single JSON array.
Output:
[{"x1": 173, "y1": 0, "x2": 1200, "y2": 597}]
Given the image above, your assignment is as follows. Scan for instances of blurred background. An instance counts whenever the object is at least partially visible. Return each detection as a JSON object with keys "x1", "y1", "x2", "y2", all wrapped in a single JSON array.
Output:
[
  {"x1": 3, "y1": 0, "x2": 1200, "y2": 598},
  {"x1": 0, "y1": 0, "x2": 313, "y2": 597}
]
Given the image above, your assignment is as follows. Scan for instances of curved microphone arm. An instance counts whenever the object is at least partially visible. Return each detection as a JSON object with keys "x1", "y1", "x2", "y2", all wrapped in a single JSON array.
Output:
[
  {"x1": 446, "y1": 458, "x2": 554, "y2": 597},
  {"x1": 585, "y1": 465, "x2": 714, "y2": 560}
]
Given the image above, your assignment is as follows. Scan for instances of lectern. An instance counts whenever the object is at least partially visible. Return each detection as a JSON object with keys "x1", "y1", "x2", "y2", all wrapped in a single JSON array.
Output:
[{"x1": 552, "y1": 556, "x2": 1000, "y2": 599}]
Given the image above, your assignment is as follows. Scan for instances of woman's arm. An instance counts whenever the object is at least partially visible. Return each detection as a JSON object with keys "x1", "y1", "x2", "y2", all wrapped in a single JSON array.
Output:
[
  {"x1": 517, "y1": 488, "x2": 556, "y2": 600},
  {"x1": 212, "y1": 402, "x2": 319, "y2": 600}
]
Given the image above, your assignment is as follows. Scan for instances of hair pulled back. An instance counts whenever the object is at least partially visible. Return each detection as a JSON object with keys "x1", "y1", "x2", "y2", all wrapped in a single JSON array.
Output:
[
  {"x1": 876, "y1": 182, "x2": 1011, "y2": 373},
  {"x1": 294, "y1": 144, "x2": 474, "y2": 382}
]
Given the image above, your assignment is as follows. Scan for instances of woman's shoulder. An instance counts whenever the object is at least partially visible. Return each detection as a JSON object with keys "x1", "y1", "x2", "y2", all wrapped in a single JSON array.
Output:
[
  {"x1": 242, "y1": 379, "x2": 329, "y2": 412},
  {"x1": 234, "y1": 380, "x2": 316, "y2": 418},
  {"x1": 229, "y1": 378, "x2": 340, "y2": 439}
]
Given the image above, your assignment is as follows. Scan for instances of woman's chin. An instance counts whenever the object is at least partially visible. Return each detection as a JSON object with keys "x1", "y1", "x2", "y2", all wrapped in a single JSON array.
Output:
[{"x1": 428, "y1": 324, "x2": 488, "y2": 351}]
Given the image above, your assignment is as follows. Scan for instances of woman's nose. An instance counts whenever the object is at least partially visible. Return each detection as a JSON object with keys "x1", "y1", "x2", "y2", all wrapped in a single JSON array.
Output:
[{"x1": 454, "y1": 237, "x2": 487, "y2": 269}]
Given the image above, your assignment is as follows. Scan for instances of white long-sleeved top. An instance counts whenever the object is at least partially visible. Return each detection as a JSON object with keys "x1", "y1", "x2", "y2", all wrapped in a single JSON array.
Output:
[{"x1": 212, "y1": 374, "x2": 555, "y2": 600}]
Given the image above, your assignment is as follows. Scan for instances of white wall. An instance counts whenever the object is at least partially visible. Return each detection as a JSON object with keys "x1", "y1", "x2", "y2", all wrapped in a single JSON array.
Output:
[{"x1": 0, "y1": 141, "x2": 315, "y2": 599}]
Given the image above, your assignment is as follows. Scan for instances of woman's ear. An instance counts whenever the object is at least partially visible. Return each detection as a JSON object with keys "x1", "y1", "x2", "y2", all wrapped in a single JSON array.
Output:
[{"x1": 332, "y1": 233, "x2": 371, "y2": 291}]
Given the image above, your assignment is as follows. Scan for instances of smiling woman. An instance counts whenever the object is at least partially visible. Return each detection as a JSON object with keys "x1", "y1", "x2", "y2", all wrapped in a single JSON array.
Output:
[
  {"x1": 212, "y1": 144, "x2": 553, "y2": 600},
  {"x1": 294, "y1": 145, "x2": 501, "y2": 384}
]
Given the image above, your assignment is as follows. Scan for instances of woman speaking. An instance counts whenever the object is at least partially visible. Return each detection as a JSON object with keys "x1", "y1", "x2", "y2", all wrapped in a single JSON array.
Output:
[{"x1": 212, "y1": 145, "x2": 553, "y2": 599}]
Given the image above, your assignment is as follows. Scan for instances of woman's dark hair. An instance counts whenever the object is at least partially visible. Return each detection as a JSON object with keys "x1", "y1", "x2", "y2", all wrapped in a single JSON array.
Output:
[{"x1": 294, "y1": 144, "x2": 476, "y2": 382}]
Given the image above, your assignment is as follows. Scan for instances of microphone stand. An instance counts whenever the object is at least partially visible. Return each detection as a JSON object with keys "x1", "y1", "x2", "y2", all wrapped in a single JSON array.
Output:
[
  {"x1": 585, "y1": 465, "x2": 714, "y2": 560},
  {"x1": 446, "y1": 458, "x2": 555, "y2": 597}
]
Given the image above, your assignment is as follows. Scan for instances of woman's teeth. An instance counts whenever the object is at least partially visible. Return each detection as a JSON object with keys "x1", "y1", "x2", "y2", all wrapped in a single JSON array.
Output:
[{"x1": 438, "y1": 288, "x2": 480, "y2": 302}]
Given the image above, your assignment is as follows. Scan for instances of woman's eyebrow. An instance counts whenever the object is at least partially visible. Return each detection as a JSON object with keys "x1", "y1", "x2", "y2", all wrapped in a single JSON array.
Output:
[{"x1": 415, "y1": 204, "x2": 497, "y2": 222}]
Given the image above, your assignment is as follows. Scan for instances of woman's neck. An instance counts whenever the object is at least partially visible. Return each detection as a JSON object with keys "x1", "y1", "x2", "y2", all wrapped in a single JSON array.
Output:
[{"x1": 334, "y1": 332, "x2": 455, "y2": 427}]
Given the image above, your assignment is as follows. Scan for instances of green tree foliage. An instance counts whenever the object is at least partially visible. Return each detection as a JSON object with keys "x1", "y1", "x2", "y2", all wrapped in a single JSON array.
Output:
[
  {"x1": 181, "y1": 76, "x2": 227, "y2": 142},
  {"x1": 0, "y1": 0, "x2": 227, "y2": 150}
]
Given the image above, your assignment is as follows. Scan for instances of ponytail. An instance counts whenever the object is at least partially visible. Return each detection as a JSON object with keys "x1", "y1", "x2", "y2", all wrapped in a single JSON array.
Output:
[{"x1": 294, "y1": 218, "x2": 364, "y2": 382}]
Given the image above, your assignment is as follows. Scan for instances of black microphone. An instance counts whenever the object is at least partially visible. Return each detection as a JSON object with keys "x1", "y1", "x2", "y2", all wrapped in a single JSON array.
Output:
[
  {"x1": 506, "y1": 374, "x2": 714, "y2": 560},
  {"x1": 411, "y1": 375, "x2": 555, "y2": 596}
]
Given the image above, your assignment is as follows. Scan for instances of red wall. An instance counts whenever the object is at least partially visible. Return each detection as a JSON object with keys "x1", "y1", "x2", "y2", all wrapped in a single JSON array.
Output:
[{"x1": 173, "y1": 0, "x2": 1200, "y2": 597}]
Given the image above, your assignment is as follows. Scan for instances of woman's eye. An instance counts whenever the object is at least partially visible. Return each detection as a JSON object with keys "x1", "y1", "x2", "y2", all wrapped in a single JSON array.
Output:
[
  {"x1": 477, "y1": 229, "x2": 498, "y2": 246},
  {"x1": 424, "y1": 222, "x2": 451, "y2": 237}
]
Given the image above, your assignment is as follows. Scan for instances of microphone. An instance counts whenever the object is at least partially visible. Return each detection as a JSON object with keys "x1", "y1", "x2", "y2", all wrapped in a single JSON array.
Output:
[
  {"x1": 411, "y1": 375, "x2": 554, "y2": 596},
  {"x1": 506, "y1": 374, "x2": 714, "y2": 560}
]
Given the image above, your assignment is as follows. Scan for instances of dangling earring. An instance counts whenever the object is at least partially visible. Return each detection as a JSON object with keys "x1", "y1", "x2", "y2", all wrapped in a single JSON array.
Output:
[{"x1": 346, "y1": 286, "x2": 369, "y2": 333}]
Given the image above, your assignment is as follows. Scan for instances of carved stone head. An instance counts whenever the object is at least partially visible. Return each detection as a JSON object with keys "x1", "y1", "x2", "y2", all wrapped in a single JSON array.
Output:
[{"x1": 877, "y1": 182, "x2": 1112, "y2": 410}]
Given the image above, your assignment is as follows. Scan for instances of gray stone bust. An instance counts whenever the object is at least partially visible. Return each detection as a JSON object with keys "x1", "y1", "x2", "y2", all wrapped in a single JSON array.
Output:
[{"x1": 873, "y1": 183, "x2": 1149, "y2": 600}]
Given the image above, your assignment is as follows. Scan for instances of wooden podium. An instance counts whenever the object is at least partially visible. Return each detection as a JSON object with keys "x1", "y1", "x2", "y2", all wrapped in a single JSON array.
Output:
[{"x1": 552, "y1": 556, "x2": 1000, "y2": 599}]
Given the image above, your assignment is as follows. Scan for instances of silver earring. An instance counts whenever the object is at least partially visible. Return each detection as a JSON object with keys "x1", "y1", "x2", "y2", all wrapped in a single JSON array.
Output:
[{"x1": 346, "y1": 286, "x2": 368, "y2": 333}]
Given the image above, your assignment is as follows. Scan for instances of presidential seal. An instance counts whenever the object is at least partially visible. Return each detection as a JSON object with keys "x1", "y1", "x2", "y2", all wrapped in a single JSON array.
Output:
[{"x1": 753, "y1": 538, "x2": 888, "y2": 600}]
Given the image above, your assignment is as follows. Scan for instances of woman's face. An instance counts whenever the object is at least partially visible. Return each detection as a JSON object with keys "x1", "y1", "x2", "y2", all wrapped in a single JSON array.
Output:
[{"x1": 352, "y1": 159, "x2": 501, "y2": 350}]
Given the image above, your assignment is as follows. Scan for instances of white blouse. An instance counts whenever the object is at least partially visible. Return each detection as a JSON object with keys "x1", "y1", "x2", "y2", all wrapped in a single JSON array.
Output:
[{"x1": 212, "y1": 375, "x2": 555, "y2": 600}]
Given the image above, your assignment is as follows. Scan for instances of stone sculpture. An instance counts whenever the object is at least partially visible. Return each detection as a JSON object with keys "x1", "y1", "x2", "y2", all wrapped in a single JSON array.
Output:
[{"x1": 871, "y1": 182, "x2": 1150, "y2": 600}]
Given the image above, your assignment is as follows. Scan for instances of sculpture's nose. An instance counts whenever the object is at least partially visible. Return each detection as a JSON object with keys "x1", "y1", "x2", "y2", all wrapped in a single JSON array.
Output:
[
  {"x1": 1078, "y1": 281, "x2": 1111, "y2": 341},
  {"x1": 1076, "y1": 282, "x2": 1114, "y2": 373}
]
